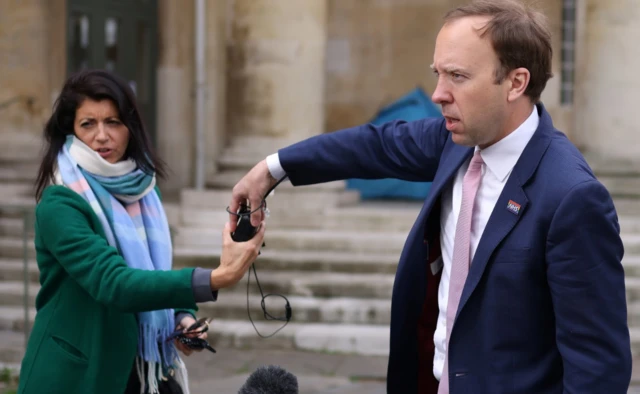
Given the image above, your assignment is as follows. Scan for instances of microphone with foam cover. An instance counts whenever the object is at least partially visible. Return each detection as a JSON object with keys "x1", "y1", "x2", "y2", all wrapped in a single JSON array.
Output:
[{"x1": 237, "y1": 365, "x2": 299, "y2": 394}]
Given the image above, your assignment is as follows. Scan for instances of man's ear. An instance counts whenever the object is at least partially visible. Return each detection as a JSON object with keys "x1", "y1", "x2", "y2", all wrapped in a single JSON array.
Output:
[{"x1": 507, "y1": 67, "x2": 530, "y2": 102}]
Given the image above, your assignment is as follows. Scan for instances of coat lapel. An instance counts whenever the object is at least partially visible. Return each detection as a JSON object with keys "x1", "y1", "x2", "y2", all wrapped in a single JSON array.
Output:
[
  {"x1": 423, "y1": 141, "x2": 473, "y2": 214},
  {"x1": 456, "y1": 103, "x2": 554, "y2": 318}
]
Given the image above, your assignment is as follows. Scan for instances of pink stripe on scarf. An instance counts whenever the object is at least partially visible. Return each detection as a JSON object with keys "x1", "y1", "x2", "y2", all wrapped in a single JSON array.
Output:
[
  {"x1": 68, "y1": 179, "x2": 91, "y2": 194},
  {"x1": 126, "y1": 201, "x2": 142, "y2": 217}
]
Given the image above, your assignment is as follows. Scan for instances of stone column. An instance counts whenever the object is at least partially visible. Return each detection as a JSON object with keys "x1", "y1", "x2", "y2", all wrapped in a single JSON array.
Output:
[
  {"x1": 205, "y1": 0, "x2": 229, "y2": 177},
  {"x1": 226, "y1": 0, "x2": 328, "y2": 146},
  {"x1": 574, "y1": 0, "x2": 640, "y2": 166},
  {"x1": 0, "y1": 0, "x2": 62, "y2": 160},
  {"x1": 156, "y1": 0, "x2": 195, "y2": 195}
]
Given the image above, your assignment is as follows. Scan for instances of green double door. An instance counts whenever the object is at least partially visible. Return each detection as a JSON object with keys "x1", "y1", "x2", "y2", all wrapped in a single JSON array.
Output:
[{"x1": 67, "y1": 0, "x2": 158, "y2": 139}]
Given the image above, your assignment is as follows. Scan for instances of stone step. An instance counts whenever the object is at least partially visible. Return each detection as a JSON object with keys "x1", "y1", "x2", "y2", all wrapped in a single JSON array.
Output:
[
  {"x1": 174, "y1": 248, "x2": 399, "y2": 274},
  {"x1": 177, "y1": 227, "x2": 640, "y2": 256},
  {"x1": 181, "y1": 201, "x2": 421, "y2": 233},
  {"x1": 0, "y1": 217, "x2": 24, "y2": 238},
  {"x1": 0, "y1": 268, "x2": 394, "y2": 307},
  {"x1": 181, "y1": 187, "x2": 360, "y2": 215},
  {"x1": 0, "y1": 306, "x2": 36, "y2": 332},
  {"x1": 0, "y1": 161, "x2": 39, "y2": 182},
  {"x1": 625, "y1": 235, "x2": 640, "y2": 255},
  {"x1": 200, "y1": 293, "x2": 391, "y2": 325},
  {"x1": 613, "y1": 199, "x2": 640, "y2": 216},
  {"x1": 0, "y1": 132, "x2": 41, "y2": 161},
  {"x1": 0, "y1": 330, "x2": 26, "y2": 364},
  {"x1": 2, "y1": 315, "x2": 640, "y2": 359},
  {"x1": 598, "y1": 175, "x2": 640, "y2": 198},
  {"x1": 207, "y1": 320, "x2": 390, "y2": 356},
  {"x1": 0, "y1": 281, "x2": 39, "y2": 307},
  {"x1": 223, "y1": 270, "x2": 394, "y2": 299},
  {"x1": 174, "y1": 228, "x2": 406, "y2": 255},
  {"x1": 0, "y1": 305, "x2": 389, "y2": 356},
  {"x1": 622, "y1": 217, "x2": 640, "y2": 234},
  {"x1": 627, "y1": 278, "x2": 640, "y2": 304},
  {"x1": 0, "y1": 196, "x2": 35, "y2": 220},
  {"x1": 0, "y1": 259, "x2": 39, "y2": 282},
  {"x1": 627, "y1": 303, "x2": 640, "y2": 327},
  {"x1": 0, "y1": 182, "x2": 33, "y2": 198},
  {"x1": 179, "y1": 209, "x2": 640, "y2": 238},
  {"x1": 0, "y1": 237, "x2": 36, "y2": 260},
  {"x1": 2, "y1": 267, "x2": 627, "y2": 312},
  {"x1": 206, "y1": 171, "x2": 349, "y2": 191},
  {"x1": 1, "y1": 305, "x2": 640, "y2": 359},
  {"x1": 624, "y1": 256, "x2": 640, "y2": 277},
  {"x1": 633, "y1": 328, "x2": 640, "y2": 357},
  {"x1": 163, "y1": 202, "x2": 181, "y2": 230}
]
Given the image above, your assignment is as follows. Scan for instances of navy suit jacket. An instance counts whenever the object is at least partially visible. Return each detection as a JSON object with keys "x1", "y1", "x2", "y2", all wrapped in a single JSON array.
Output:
[{"x1": 278, "y1": 104, "x2": 631, "y2": 393}]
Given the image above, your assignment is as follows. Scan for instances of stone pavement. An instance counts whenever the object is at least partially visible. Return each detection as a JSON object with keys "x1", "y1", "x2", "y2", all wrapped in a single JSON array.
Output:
[
  {"x1": 182, "y1": 347, "x2": 387, "y2": 394},
  {"x1": 182, "y1": 348, "x2": 640, "y2": 394}
]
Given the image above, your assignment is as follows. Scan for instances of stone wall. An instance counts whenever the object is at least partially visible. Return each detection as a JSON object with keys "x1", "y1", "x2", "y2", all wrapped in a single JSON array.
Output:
[
  {"x1": 1, "y1": 0, "x2": 637, "y2": 182},
  {"x1": 0, "y1": 0, "x2": 66, "y2": 160},
  {"x1": 574, "y1": 0, "x2": 640, "y2": 166},
  {"x1": 324, "y1": 0, "x2": 570, "y2": 137}
]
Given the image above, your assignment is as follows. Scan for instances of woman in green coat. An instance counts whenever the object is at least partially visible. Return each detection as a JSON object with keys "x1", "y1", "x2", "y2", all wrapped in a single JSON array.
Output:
[{"x1": 18, "y1": 69, "x2": 266, "y2": 394}]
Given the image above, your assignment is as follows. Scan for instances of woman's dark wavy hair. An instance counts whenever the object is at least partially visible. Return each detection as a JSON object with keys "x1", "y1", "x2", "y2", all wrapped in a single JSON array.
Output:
[{"x1": 34, "y1": 69, "x2": 166, "y2": 201}]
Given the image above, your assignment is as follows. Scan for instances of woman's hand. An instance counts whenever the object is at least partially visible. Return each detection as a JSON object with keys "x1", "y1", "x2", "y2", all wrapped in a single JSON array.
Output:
[
  {"x1": 210, "y1": 221, "x2": 266, "y2": 290},
  {"x1": 174, "y1": 315, "x2": 208, "y2": 356}
]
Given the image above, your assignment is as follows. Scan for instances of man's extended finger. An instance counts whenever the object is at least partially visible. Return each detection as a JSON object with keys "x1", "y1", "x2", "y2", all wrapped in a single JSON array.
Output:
[
  {"x1": 228, "y1": 199, "x2": 240, "y2": 232},
  {"x1": 249, "y1": 195, "x2": 263, "y2": 227},
  {"x1": 250, "y1": 221, "x2": 266, "y2": 246}
]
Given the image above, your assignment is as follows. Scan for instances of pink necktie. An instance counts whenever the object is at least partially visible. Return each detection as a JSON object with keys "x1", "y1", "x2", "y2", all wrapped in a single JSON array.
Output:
[{"x1": 438, "y1": 150, "x2": 484, "y2": 394}]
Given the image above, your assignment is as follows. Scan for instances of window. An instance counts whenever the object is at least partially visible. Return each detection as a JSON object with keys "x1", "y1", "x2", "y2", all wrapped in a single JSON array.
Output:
[
  {"x1": 69, "y1": 13, "x2": 91, "y2": 70},
  {"x1": 561, "y1": 0, "x2": 577, "y2": 105},
  {"x1": 105, "y1": 17, "x2": 119, "y2": 72}
]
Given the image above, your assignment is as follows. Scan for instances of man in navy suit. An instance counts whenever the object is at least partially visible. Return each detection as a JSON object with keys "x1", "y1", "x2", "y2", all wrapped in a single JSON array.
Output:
[{"x1": 228, "y1": 1, "x2": 632, "y2": 393}]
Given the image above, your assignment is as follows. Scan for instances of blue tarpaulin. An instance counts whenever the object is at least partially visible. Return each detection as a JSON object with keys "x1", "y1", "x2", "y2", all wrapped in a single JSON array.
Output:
[{"x1": 346, "y1": 87, "x2": 442, "y2": 200}]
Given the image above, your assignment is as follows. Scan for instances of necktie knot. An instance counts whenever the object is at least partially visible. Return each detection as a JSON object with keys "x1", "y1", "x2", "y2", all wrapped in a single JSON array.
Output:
[{"x1": 468, "y1": 150, "x2": 484, "y2": 173}]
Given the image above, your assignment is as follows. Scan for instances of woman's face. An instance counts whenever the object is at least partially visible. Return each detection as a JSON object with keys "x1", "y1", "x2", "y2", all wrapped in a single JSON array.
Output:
[{"x1": 74, "y1": 98, "x2": 130, "y2": 163}]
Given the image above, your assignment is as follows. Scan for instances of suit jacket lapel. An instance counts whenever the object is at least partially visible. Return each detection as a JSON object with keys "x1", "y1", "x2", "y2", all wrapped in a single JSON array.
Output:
[
  {"x1": 456, "y1": 103, "x2": 554, "y2": 318},
  {"x1": 413, "y1": 140, "x2": 473, "y2": 239},
  {"x1": 424, "y1": 141, "x2": 473, "y2": 212}
]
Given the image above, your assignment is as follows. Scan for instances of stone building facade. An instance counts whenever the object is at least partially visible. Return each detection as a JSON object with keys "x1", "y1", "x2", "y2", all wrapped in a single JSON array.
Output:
[{"x1": 0, "y1": 0, "x2": 636, "y2": 195}]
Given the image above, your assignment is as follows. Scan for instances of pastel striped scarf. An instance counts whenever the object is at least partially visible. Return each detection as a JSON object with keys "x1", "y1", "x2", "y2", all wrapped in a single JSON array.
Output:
[{"x1": 56, "y1": 135, "x2": 187, "y2": 393}]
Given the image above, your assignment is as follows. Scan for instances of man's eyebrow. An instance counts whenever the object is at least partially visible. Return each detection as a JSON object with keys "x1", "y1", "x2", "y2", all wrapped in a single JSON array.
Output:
[{"x1": 431, "y1": 63, "x2": 467, "y2": 74}]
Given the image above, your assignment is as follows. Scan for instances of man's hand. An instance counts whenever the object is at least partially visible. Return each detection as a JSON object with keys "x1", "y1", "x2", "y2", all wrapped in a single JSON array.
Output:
[
  {"x1": 229, "y1": 160, "x2": 278, "y2": 231},
  {"x1": 174, "y1": 315, "x2": 208, "y2": 356}
]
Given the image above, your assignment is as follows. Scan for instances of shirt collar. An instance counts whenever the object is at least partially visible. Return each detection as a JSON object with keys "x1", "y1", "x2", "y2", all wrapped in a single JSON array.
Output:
[{"x1": 478, "y1": 106, "x2": 539, "y2": 182}]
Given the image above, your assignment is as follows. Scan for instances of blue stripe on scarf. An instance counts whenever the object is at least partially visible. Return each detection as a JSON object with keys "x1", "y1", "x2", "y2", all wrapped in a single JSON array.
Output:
[{"x1": 57, "y1": 136, "x2": 178, "y2": 368}]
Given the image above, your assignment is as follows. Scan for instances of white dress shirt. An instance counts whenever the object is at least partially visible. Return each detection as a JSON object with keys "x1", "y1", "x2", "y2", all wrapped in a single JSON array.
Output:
[
  {"x1": 433, "y1": 107, "x2": 538, "y2": 380},
  {"x1": 265, "y1": 107, "x2": 539, "y2": 381}
]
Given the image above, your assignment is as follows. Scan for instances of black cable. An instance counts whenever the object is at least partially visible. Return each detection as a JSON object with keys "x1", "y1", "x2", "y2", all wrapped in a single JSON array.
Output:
[
  {"x1": 228, "y1": 175, "x2": 291, "y2": 338},
  {"x1": 246, "y1": 264, "x2": 291, "y2": 338}
]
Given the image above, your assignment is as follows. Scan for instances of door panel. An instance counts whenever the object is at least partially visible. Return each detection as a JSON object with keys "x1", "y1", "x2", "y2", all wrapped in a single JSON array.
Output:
[{"x1": 67, "y1": 0, "x2": 158, "y2": 141}]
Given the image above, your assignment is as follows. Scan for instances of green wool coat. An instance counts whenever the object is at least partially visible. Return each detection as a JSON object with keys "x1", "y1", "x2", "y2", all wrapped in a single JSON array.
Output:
[{"x1": 18, "y1": 185, "x2": 199, "y2": 394}]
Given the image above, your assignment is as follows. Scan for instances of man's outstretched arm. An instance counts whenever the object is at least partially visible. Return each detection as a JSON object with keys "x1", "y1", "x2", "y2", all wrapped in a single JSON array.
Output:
[{"x1": 229, "y1": 117, "x2": 449, "y2": 228}]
